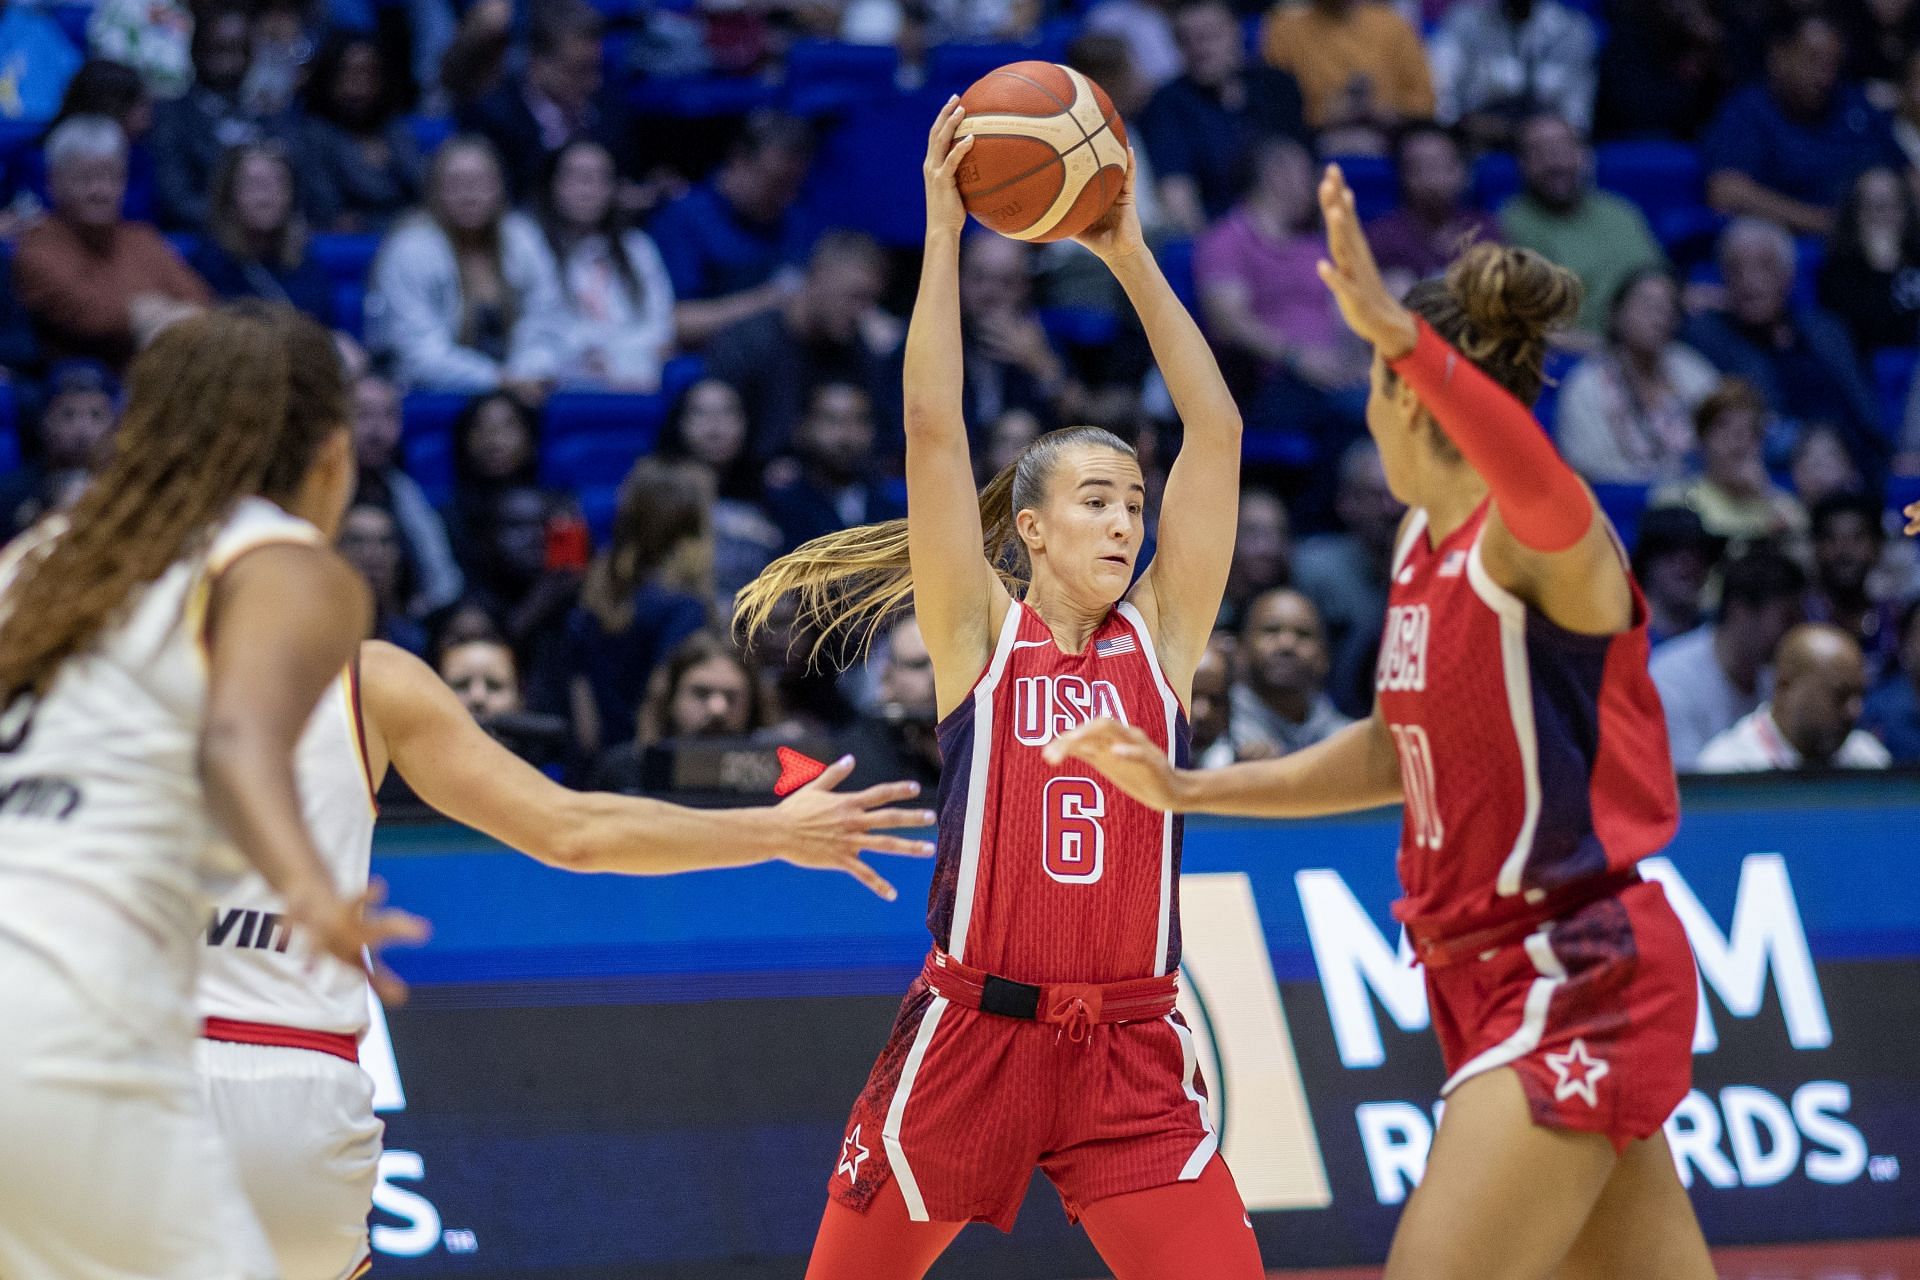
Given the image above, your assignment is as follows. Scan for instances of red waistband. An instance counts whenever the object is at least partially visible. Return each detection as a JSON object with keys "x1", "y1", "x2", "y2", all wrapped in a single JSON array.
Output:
[
  {"x1": 201, "y1": 1016, "x2": 360, "y2": 1064},
  {"x1": 1402, "y1": 867, "x2": 1644, "y2": 970},
  {"x1": 922, "y1": 949, "x2": 1179, "y2": 1042}
]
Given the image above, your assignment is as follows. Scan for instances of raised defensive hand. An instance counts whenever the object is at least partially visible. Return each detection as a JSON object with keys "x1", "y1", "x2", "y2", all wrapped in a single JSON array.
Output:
[
  {"x1": 1315, "y1": 163, "x2": 1418, "y2": 360},
  {"x1": 291, "y1": 878, "x2": 430, "y2": 1007},
  {"x1": 1043, "y1": 718, "x2": 1180, "y2": 813},
  {"x1": 923, "y1": 96, "x2": 977, "y2": 238},
  {"x1": 1070, "y1": 149, "x2": 1147, "y2": 263},
  {"x1": 771, "y1": 755, "x2": 939, "y2": 901}
]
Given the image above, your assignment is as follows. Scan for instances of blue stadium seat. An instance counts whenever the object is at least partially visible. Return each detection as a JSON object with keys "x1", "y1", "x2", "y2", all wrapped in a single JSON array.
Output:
[
  {"x1": 544, "y1": 391, "x2": 670, "y2": 447},
  {"x1": 1888, "y1": 473, "x2": 1920, "y2": 516},
  {"x1": 407, "y1": 115, "x2": 455, "y2": 156},
  {"x1": 1156, "y1": 237, "x2": 1197, "y2": 314},
  {"x1": 1594, "y1": 141, "x2": 1701, "y2": 227},
  {"x1": 542, "y1": 430, "x2": 649, "y2": 496},
  {"x1": 925, "y1": 42, "x2": 1069, "y2": 97},
  {"x1": 0, "y1": 385, "x2": 19, "y2": 475},
  {"x1": 400, "y1": 392, "x2": 469, "y2": 508},
  {"x1": 784, "y1": 41, "x2": 899, "y2": 117},
  {"x1": 1592, "y1": 482, "x2": 1651, "y2": 548},
  {"x1": 1534, "y1": 349, "x2": 1579, "y2": 436},
  {"x1": 1471, "y1": 151, "x2": 1520, "y2": 211},
  {"x1": 1330, "y1": 154, "x2": 1395, "y2": 222},
  {"x1": 333, "y1": 282, "x2": 366, "y2": 338},
  {"x1": 578, "y1": 482, "x2": 623, "y2": 543},
  {"x1": 806, "y1": 89, "x2": 947, "y2": 246},
  {"x1": 659, "y1": 353, "x2": 706, "y2": 404},
  {"x1": 1874, "y1": 348, "x2": 1916, "y2": 442},
  {"x1": 310, "y1": 234, "x2": 383, "y2": 285},
  {"x1": 628, "y1": 76, "x2": 782, "y2": 118},
  {"x1": 1039, "y1": 305, "x2": 1119, "y2": 350}
]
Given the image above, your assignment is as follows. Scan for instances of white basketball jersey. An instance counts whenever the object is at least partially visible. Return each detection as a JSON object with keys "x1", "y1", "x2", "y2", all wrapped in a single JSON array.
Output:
[
  {"x1": 0, "y1": 497, "x2": 323, "y2": 1009},
  {"x1": 197, "y1": 666, "x2": 378, "y2": 1038}
]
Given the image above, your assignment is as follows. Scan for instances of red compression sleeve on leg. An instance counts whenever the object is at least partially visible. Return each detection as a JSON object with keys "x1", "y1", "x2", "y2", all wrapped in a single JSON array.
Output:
[
  {"x1": 1389, "y1": 316, "x2": 1593, "y2": 553},
  {"x1": 804, "y1": 1178, "x2": 963, "y2": 1280},
  {"x1": 1077, "y1": 1156, "x2": 1266, "y2": 1280}
]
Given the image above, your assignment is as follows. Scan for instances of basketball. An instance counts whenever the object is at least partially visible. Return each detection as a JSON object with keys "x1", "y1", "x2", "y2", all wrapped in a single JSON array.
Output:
[{"x1": 954, "y1": 61, "x2": 1130, "y2": 243}]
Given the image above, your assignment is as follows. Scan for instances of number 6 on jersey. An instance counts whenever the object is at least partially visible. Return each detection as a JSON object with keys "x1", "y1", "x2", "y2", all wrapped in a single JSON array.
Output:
[{"x1": 1044, "y1": 776, "x2": 1107, "y2": 883}]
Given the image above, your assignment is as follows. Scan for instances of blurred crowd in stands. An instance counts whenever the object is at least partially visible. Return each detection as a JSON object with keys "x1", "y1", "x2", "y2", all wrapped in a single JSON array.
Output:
[{"x1": 0, "y1": 0, "x2": 1917, "y2": 793}]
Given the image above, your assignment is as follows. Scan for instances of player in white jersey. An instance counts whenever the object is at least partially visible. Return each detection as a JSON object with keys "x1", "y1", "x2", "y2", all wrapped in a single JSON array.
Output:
[
  {"x1": 0, "y1": 303, "x2": 425, "y2": 1280},
  {"x1": 199, "y1": 638, "x2": 940, "y2": 1280}
]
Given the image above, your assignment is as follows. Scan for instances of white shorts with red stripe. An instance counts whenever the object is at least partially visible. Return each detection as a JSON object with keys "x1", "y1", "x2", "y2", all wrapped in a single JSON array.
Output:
[{"x1": 196, "y1": 1037, "x2": 383, "y2": 1280}]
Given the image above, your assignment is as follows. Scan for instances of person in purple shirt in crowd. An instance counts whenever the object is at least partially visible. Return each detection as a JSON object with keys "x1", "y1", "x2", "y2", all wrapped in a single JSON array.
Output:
[
  {"x1": 1363, "y1": 121, "x2": 1501, "y2": 296},
  {"x1": 1702, "y1": 10, "x2": 1904, "y2": 238}
]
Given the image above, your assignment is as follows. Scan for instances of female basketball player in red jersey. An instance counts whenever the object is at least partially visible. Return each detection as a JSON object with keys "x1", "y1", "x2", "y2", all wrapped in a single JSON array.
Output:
[
  {"x1": 1049, "y1": 165, "x2": 1714, "y2": 1280},
  {"x1": 734, "y1": 100, "x2": 1264, "y2": 1279}
]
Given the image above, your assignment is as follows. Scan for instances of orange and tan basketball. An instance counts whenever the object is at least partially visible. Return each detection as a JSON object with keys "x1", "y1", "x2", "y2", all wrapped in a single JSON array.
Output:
[{"x1": 954, "y1": 61, "x2": 1129, "y2": 243}]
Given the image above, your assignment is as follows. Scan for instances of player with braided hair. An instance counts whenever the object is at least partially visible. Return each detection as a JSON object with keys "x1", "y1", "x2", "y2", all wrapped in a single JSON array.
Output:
[{"x1": 0, "y1": 301, "x2": 424, "y2": 1279}]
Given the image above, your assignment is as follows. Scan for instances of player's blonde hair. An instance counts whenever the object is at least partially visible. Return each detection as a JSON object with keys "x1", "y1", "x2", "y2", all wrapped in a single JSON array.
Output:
[
  {"x1": 0, "y1": 303, "x2": 347, "y2": 704},
  {"x1": 733, "y1": 425, "x2": 1135, "y2": 665}
]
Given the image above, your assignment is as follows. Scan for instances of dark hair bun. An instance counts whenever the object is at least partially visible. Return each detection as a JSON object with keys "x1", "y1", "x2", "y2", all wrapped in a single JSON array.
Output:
[{"x1": 1444, "y1": 243, "x2": 1582, "y2": 346}]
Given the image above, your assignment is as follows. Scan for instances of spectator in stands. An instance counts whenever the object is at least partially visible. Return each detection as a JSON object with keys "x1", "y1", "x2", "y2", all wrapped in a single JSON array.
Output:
[
  {"x1": 1063, "y1": 34, "x2": 1167, "y2": 236},
  {"x1": 439, "y1": 0, "x2": 511, "y2": 113},
  {"x1": 1792, "y1": 423, "x2": 1866, "y2": 507},
  {"x1": 351, "y1": 373, "x2": 464, "y2": 614},
  {"x1": 976, "y1": 407, "x2": 1045, "y2": 487},
  {"x1": 1651, "y1": 545, "x2": 1807, "y2": 768},
  {"x1": 1893, "y1": 46, "x2": 1920, "y2": 172},
  {"x1": 648, "y1": 112, "x2": 816, "y2": 315},
  {"x1": 85, "y1": 0, "x2": 192, "y2": 101},
  {"x1": 461, "y1": 482, "x2": 585, "y2": 709},
  {"x1": 763, "y1": 381, "x2": 906, "y2": 552},
  {"x1": 563, "y1": 457, "x2": 715, "y2": 755},
  {"x1": 1682, "y1": 219, "x2": 1883, "y2": 474},
  {"x1": 839, "y1": 614, "x2": 943, "y2": 789},
  {"x1": 0, "y1": 0, "x2": 82, "y2": 123},
  {"x1": 1500, "y1": 112, "x2": 1663, "y2": 340},
  {"x1": 1702, "y1": 12, "x2": 1902, "y2": 238},
  {"x1": 44, "y1": 59, "x2": 157, "y2": 224},
  {"x1": 149, "y1": 4, "x2": 323, "y2": 231},
  {"x1": 1139, "y1": 0, "x2": 1307, "y2": 232},
  {"x1": 15, "y1": 115, "x2": 210, "y2": 369},
  {"x1": 188, "y1": 142, "x2": 332, "y2": 320},
  {"x1": 438, "y1": 636, "x2": 522, "y2": 720},
  {"x1": 1429, "y1": 0, "x2": 1597, "y2": 149},
  {"x1": 1294, "y1": 439, "x2": 1403, "y2": 717},
  {"x1": 1556, "y1": 268, "x2": 1719, "y2": 484},
  {"x1": 1221, "y1": 487, "x2": 1291, "y2": 630},
  {"x1": 0, "y1": 360, "x2": 117, "y2": 539},
  {"x1": 459, "y1": 0, "x2": 632, "y2": 202},
  {"x1": 1697, "y1": 623, "x2": 1890, "y2": 770},
  {"x1": 1082, "y1": 0, "x2": 1181, "y2": 90},
  {"x1": 338, "y1": 498, "x2": 429, "y2": 654},
  {"x1": 1844, "y1": 0, "x2": 1920, "y2": 95},
  {"x1": 1632, "y1": 505, "x2": 1720, "y2": 647},
  {"x1": 366, "y1": 136, "x2": 569, "y2": 392},
  {"x1": 1594, "y1": 0, "x2": 1729, "y2": 142},
  {"x1": 956, "y1": 236, "x2": 1084, "y2": 429},
  {"x1": 1818, "y1": 166, "x2": 1920, "y2": 355},
  {"x1": 704, "y1": 230, "x2": 896, "y2": 457},
  {"x1": 1258, "y1": 0, "x2": 1433, "y2": 155},
  {"x1": 588, "y1": 631, "x2": 774, "y2": 791},
  {"x1": 1806, "y1": 490, "x2": 1903, "y2": 680},
  {"x1": 1190, "y1": 636, "x2": 1235, "y2": 767},
  {"x1": 656, "y1": 377, "x2": 782, "y2": 603},
  {"x1": 445, "y1": 387, "x2": 541, "y2": 549},
  {"x1": 1197, "y1": 136, "x2": 1370, "y2": 443},
  {"x1": 1654, "y1": 380, "x2": 1810, "y2": 548},
  {"x1": 536, "y1": 139, "x2": 677, "y2": 391},
  {"x1": 1365, "y1": 122, "x2": 1500, "y2": 293},
  {"x1": 1229, "y1": 587, "x2": 1351, "y2": 759},
  {"x1": 1863, "y1": 599, "x2": 1920, "y2": 760},
  {"x1": 303, "y1": 33, "x2": 424, "y2": 233}
]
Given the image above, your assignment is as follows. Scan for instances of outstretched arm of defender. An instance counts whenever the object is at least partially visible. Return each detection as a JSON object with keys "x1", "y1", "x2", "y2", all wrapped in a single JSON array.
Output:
[
  {"x1": 1080, "y1": 156, "x2": 1243, "y2": 697},
  {"x1": 1044, "y1": 713, "x2": 1401, "y2": 819},
  {"x1": 360, "y1": 642, "x2": 937, "y2": 900}
]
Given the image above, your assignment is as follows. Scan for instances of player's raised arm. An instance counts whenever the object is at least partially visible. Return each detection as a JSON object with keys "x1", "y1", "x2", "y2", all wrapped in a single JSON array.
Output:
[
  {"x1": 1080, "y1": 157, "x2": 1242, "y2": 698},
  {"x1": 1045, "y1": 710, "x2": 1401, "y2": 818},
  {"x1": 359, "y1": 642, "x2": 937, "y2": 900},
  {"x1": 1315, "y1": 163, "x2": 1630, "y2": 635},
  {"x1": 904, "y1": 99, "x2": 1014, "y2": 712},
  {"x1": 201, "y1": 543, "x2": 428, "y2": 999}
]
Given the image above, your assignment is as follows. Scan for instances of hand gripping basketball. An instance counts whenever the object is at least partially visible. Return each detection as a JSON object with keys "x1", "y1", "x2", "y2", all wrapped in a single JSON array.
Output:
[
  {"x1": 923, "y1": 96, "x2": 977, "y2": 238},
  {"x1": 952, "y1": 61, "x2": 1130, "y2": 243}
]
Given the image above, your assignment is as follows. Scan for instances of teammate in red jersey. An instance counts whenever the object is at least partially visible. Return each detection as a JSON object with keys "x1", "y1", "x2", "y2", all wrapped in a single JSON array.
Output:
[
  {"x1": 1050, "y1": 165, "x2": 1715, "y2": 1280},
  {"x1": 734, "y1": 100, "x2": 1263, "y2": 1279}
]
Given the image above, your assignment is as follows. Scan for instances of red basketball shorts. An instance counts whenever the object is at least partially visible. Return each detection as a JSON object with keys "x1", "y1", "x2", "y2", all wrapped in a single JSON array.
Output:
[
  {"x1": 828, "y1": 977, "x2": 1218, "y2": 1231},
  {"x1": 1426, "y1": 878, "x2": 1697, "y2": 1154}
]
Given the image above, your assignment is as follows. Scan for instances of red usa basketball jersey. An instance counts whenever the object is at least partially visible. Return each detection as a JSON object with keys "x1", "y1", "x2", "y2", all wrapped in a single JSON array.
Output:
[
  {"x1": 928, "y1": 600, "x2": 1190, "y2": 985},
  {"x1": 1375, "y1": 501, "x2": 1678, "y2": 936}
]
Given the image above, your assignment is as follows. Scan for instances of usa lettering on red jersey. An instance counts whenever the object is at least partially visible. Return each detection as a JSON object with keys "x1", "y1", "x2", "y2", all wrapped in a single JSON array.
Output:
[{"x1": 1011, "y1": 675, "x2": 1131, "y2": 746}]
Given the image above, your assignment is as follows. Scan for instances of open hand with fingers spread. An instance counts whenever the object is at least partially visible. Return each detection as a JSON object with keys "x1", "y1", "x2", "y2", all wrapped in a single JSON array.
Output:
[
  {"x1": 1314, "y1": 163, "x2": 1418, "y2": 360},
  {"x1": 1043, "y1": 718, "x2": 1185, "y2": 813},
  {"x1": 769, "y1": 755, "x2": 938, "y2": 901},
  {"x1": 287, "y1": 878, "x2": 430, "y2": 1007},
  {"x1": 923, "y1": 96, "x2": 978, "y2": 239}
]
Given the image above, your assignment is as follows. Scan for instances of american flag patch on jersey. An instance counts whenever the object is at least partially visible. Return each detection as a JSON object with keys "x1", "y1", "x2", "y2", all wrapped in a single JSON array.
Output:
[
  {"x1": 1094, "y1": 635, "x2": 1137, "y2": 658},
  {"x1": 1439, "y1": 549, "x2": 1468, "y2": 577}
]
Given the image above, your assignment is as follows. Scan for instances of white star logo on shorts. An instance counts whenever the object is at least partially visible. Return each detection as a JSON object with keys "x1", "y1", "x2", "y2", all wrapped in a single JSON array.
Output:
[
  {"x1": 836, "y1": 1125, "x2": 871, "y2": 1182},
  {"x1": 1545, "y1": 1039, "x2": 1610, "y2": 1108}
]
